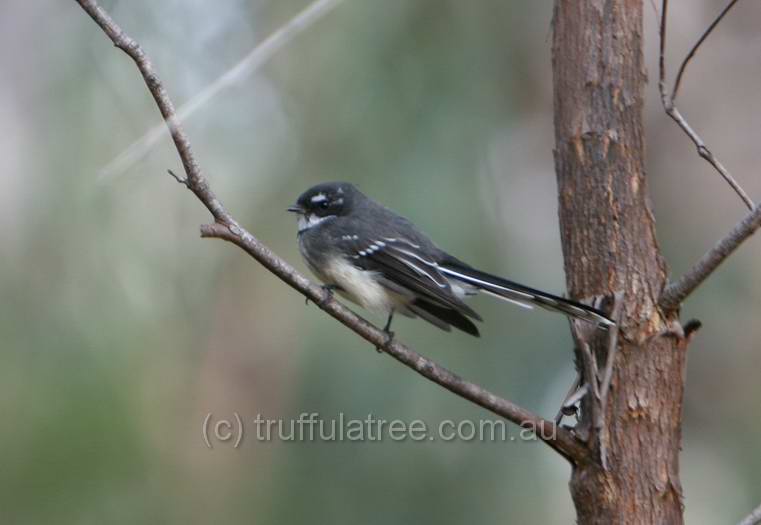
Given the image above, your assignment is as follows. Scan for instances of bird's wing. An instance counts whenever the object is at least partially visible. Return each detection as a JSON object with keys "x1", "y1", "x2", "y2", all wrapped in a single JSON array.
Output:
[{"x1": 339, "y1": 235, "x2": 482, "y2": 321}]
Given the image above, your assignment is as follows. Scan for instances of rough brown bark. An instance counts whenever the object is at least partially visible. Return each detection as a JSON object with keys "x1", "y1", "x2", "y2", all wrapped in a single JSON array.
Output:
[{"x1": 552, "y1": 1, "x2": 687, "y2": 523}]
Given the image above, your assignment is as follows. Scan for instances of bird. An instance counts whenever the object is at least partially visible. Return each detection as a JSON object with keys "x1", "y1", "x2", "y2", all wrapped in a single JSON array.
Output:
[{"x1": 288, "y1": 182, "x2": 613, "y2": 337}]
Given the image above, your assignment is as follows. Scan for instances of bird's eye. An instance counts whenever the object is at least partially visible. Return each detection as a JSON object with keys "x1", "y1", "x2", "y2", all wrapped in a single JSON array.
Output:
[{"x1": 320, "y1": 201, "x2": 330, "y2": 209}]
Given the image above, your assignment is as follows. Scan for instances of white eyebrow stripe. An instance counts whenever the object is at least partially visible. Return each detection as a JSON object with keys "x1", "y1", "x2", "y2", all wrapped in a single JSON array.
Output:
[{"x1": 310, "y1": 193, "x2": 327, "y2": 203}]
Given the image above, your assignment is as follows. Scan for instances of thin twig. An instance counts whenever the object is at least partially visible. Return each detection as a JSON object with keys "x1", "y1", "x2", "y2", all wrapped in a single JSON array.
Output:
[
  {"x1": 570, "y1": 310, "x2": 618, "y2": 470},
  {"x1": 658, "y1": 0, "x2": 753, "y2": 211},
  {"x1": 738, "y1": 501, "x2": 761, "y2": 525},
  {"x1": 671, "y1": 0, "x2": 741, "y2": 103},
  {"x1": 577, "y1": 339, "x2": 600, "y2": 418},
  {"x1": 569, "y1": 320, "x2": 600, "y2": 400},
  {"x1": 96, "y1": 0, "x2": 343, "y2": 182},
  {"x1": 663, "y1": 106, "x2": 753, "y2": 210},
  {"x1": 578, "y1": 340, "x2": 600, "y2": 403},
  {"x1": 599, "y1": 291, "x2": 624, "y2": 414},
  {"x1": 657, "y1": 0, "x2": 668, "y2": 100},
  {"x1": 596, "y1": 292, "x2": 623, "y2": 472},
  {"x1": 658, "y1": 0, "x2": 759, "y2": 309},
  {"x1": 569, "y1": 321, "x2": 601, "y2": 438},
  {"x1": 75, "y1": 0, "x2": 588, "y2": 464},
  {"x1": 660, "y1": 203, "x2": 761, "y2": 310},
  {"x1": 167, "y1": 168, "x2": 188, "y2": 187}
]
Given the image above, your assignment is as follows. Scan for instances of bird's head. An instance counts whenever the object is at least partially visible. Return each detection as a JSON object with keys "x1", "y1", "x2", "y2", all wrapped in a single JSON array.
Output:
[{"x1": 288, "y1": 182, "x2": 358, "y2": 232}]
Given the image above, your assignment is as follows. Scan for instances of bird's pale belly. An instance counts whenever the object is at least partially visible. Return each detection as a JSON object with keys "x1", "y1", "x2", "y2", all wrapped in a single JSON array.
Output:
[{"x1": 316, "y1": 256, "x2": 407, "y2": 313}]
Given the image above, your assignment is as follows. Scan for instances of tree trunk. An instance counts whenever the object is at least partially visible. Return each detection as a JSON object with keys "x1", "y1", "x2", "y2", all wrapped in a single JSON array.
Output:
[{"x1": 552, "y1": 1, "x2": 687, "y2": 523}]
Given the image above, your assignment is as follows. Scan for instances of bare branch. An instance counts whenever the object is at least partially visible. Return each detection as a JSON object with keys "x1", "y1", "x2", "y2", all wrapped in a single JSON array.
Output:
[
  {"x1": 671, "y1": 0, "x2": 741, "y2": 103},
  {"x1": 76, "y1": 0, "x2": 228, "y2": 222},
  {"x1": 660, "y1": 203, "x2": 761, "y2": 310},
  {"x1": 658, "y1": 0, "x2": 753, "y2": 211},
  {"x1": 75, "y1": 0, "x2": 588, "y2": 464},
  {"x1": 201, "y1": 223, "x2": 588, "y2": 461},
  {"x1": 657, "y1": 0, "x2": 668, "y2": 99},
  {"x1": 658, "y1": 0, "x2": 759, "y2": 309},
  {"x1": 664, "y1": 106, "x2": 753, "y2": 210},
  {"x1": 96, "y1": 0, "x2": 343, "y2": 182},
  {"x1": 738, "y1": 502, "x2": 761, "y2": 525}
]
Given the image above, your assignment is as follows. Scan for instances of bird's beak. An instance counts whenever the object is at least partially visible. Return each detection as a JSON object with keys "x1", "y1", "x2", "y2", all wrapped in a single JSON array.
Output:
[{"x1": 287, "y1": 204, "x2": 304, "y2": 214}]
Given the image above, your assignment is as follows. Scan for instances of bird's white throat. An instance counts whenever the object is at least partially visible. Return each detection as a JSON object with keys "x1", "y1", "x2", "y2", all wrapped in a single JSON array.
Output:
[{"x1": 297, "y1": 213, "x2": 335, "y2": 233}]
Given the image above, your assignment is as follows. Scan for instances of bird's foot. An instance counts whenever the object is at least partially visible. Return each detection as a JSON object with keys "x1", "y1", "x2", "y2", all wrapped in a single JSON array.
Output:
[
  {"x1": 375, "y1": 330, "x2": 394, "y2": 353},
  {"x1": 306, "y1": 284, "x2": 339, "y2": 306},
  {"x1": 375, "y1": 311, "x2": 395, "y2": 353}
]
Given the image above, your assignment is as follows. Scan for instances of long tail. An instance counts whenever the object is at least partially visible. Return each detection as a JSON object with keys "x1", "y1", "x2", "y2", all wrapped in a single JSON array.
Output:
[{"x1": 438, "y1": 264, "x2": 615, "y2": 328}]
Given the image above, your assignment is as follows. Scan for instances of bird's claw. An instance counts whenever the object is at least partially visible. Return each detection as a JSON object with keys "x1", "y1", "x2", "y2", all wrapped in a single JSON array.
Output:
[
  {"x1": 375, "y1": 330, "x2": 394, "y2": 353},
  {"x1": 306, "y1": 284, "x2": 338, "y2": 306}
]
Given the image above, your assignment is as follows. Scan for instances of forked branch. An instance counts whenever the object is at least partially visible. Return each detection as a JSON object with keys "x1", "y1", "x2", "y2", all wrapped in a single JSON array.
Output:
[
  {"x1": 658, "y1": 0, "x2": 761, "y2": 310},
  {"x1": 658, "y1": 0, "x2": 753, "y2": 210}
]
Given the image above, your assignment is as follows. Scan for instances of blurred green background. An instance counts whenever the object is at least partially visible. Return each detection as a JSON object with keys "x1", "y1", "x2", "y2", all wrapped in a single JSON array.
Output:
[{"x1": 2, "y1": 1, "x2": 761, "y2": 523}]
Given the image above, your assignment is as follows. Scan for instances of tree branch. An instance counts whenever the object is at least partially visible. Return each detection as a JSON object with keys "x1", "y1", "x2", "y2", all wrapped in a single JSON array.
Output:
[
  {"x1": 660, "y1": 202, "x2": 761, "y2": 310},
  {"x1": 659, "y1": 0, "x2": 753, "y2": 210},
  {"x1": 657, "y1": 0, "x2": 760, "y2": 310},
  {"x1": 75, "y1": 0, "x2": 588, "y2": 464},
  {"x1": 671, "y1": 0, "x2": 741, "y2": 103}
]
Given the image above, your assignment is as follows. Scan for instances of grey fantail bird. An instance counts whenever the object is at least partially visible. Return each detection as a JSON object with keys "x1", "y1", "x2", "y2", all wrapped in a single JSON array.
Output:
[{"x1": 288, "y1": 182, "x2": 614, "y2": 337}]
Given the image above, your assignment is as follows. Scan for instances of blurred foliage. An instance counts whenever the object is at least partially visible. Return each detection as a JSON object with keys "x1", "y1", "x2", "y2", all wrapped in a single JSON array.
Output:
[{"x1": 1, "y1": 0, "x2": 761, "y2": 523}]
